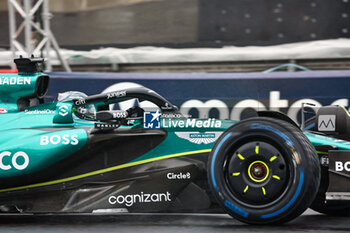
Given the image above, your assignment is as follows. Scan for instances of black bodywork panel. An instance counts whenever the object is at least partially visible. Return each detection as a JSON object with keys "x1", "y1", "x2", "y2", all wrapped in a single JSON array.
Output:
[{"x1": 328, "y1": 150, "x2": 350, "y2": 193}]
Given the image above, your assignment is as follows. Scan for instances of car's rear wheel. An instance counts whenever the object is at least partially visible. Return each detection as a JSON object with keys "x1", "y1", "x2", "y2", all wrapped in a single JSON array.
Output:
[{"x1": 208, "y1": 117, "x2": 320, "y2": 224}]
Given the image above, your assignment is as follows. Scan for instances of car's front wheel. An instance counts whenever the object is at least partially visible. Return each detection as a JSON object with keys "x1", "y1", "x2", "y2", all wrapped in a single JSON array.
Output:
[{"x1": 208, "y1": 117, "x2": 320, "y2": 224}]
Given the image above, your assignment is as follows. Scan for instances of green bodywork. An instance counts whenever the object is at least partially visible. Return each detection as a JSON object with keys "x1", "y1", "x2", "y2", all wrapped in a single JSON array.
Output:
[
  {"x1": 306, "y1": 132, "x2": 350, "y2": 150},
  {"x1": 0, "y1": 73, "x2": 45, "y2": 112},
  {"x1": 0, "y1": 99, "x2": 231, "y2": 178},
  {"x1": 0, "y1": 102, "x2": 88, "y2": 177}
]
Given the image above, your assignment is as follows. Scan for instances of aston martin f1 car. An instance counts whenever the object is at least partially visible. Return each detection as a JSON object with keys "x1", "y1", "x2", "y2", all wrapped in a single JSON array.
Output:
[{"x1": 0, "y1": 57, "x2": 349, "y2": 225}]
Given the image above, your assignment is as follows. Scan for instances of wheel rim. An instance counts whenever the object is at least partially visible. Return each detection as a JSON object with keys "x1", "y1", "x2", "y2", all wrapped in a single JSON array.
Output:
[
  {"x1": 248, "y1": 161, "x2": 269, "y2": 183},
  {"x1": 225, "y1": 140, "x2": 290, "y2": 207}
]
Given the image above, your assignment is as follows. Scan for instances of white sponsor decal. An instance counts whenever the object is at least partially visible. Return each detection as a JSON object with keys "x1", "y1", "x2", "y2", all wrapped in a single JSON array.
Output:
[
  {"x1": 58, "y1": 105, "x2": 69, "y2": 116},
  {"x1": 162, "y1": 118, "x2": 221, "y2": 128},
  {"x1": 95, "y1": 123, "x2": 119, "y2": 128},
  {"x1": 108, "y1": 192, "x2": 171, "y2": 207},
  {"x1": 0, "y1": 76, "x2": 31, "y2": 85},
  {"x1": 75, "y1": 99, "x2": 86, "y2": 105},
  {"x1": 167, "y1": 172, "x2": 191, "y2": 180},
  {"x1": 318, "y1": 115, "x2": 336, "y2": 131},
  {"x1": 24, "y1": 109, "x2": 55, "y2": 114},
  {"x1": 335, "y1": 161, "x2": 350, "y2": 172},
  {"x1": 0, "y1": 108, "x2": 7, "y2": 113},
  {"x1": 0, "y1": 151, "x2": 29, "y2": 170},
  {"x1": 107, "y1": 90, "x2": 127, "y2": 99},
  {"x1": 175, "y1": 131, "x2": 223, "y2": 144},
  {"x1": 161, "y1": 113, "x2": 191, "y2": 118},
  {"x1": 113, "y1": 111, "x2": 128, "y2": 118},
  {"x1": 102, "y1": 82, "x2": 158, "y2": 111},
  {"x1": 40, "y1": 134, "x2": 79, "y2": 145}
]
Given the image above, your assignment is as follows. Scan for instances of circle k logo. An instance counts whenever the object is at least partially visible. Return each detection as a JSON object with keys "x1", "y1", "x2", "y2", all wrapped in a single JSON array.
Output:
[{"x1": 0, "y1": 151, "x2": 29, "y2": 170}]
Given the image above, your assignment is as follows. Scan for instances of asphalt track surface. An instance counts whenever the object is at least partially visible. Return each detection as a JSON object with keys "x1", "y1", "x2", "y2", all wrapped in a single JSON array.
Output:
[{"x1": 0, "y1": 209, "x2": 349, "y2": 233}]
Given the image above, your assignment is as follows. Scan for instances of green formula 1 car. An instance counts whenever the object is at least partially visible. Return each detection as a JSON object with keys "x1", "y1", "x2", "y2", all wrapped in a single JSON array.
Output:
[{"x1": 0, "y1": 57, "x2": 349, "y2": 225}]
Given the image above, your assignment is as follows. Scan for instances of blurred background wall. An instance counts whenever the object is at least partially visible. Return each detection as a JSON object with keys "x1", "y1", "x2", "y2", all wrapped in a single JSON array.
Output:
[{"x1": 0, "y1": 0, "x2": 349, "y2": 49}]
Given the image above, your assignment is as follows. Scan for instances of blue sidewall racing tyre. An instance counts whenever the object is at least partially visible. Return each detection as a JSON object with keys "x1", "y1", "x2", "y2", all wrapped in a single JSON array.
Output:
[{"x1": 208, "y1": 117, "x2": 320, "y2": 224}]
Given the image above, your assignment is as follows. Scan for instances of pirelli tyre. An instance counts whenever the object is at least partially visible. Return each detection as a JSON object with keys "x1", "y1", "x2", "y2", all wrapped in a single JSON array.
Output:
[{"x1": 208, "y1": 117, "x2": 320, "y2": 224}]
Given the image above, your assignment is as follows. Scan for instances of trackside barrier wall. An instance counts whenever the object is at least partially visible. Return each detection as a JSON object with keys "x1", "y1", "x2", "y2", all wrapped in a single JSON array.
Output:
[{"x1": 47, "y1": 71, "x2": 350, "y2": 123}]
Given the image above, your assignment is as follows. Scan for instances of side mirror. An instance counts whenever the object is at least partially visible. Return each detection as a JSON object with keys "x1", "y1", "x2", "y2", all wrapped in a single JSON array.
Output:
[{"x1": 53, "y1": 102, "x2": 74, "y2": 124}]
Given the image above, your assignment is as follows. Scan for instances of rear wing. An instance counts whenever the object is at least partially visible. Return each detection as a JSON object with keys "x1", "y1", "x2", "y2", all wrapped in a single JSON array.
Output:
[
  {"x1": 14, "y1": 57, "x2": 44, "y2": 73},
  {"x1": 0, "y1": 57, "x2": 49, "y2": 112}
]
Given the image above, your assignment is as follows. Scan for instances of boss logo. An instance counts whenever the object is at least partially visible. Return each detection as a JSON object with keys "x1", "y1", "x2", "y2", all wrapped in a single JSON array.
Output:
[
  {"x1": 335, "y1": 161, "x2": 350, "y2": 172},
  {"x1": 113, "y1": 111, "x2": 127, "y2": 118},
  {"x1": 0, "y1": 151, "x2": 29, "y2": 170},
  {"x1": 40, "y1": 134, "x2": 79, "y2": 146}
]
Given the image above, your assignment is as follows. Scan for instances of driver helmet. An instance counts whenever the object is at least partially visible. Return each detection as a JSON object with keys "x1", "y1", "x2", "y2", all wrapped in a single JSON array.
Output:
[{"x1": 57, "y1": 91, "x2": 96, "y2": 119}]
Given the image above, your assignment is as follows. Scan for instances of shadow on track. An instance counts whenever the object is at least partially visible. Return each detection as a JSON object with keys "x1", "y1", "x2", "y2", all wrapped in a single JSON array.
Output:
[{"x1": 0, "y1": 212, "x2": 349, "y2": 233}]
